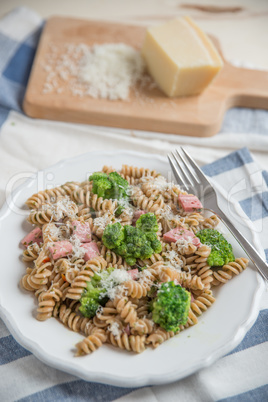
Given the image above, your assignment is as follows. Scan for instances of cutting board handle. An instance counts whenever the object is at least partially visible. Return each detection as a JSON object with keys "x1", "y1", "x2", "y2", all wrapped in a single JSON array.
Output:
[{"x1": 223, "y1": 64, "x2": 268, "y2": 109}]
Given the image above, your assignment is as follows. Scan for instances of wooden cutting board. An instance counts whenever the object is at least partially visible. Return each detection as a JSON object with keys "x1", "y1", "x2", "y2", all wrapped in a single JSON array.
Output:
[{"x1": 23, "y1": 16, "x2": 268, "y2": 137}]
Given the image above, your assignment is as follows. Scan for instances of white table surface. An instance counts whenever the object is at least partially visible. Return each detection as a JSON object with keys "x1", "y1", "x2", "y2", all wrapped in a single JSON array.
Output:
[{"x1": 0, "y1": 0, "x2": 268, "y2": 69}]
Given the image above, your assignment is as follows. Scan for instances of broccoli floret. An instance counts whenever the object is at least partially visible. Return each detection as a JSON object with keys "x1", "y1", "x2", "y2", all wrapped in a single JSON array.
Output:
[
  {"x1": 125, "y1": 257, "x2": 137, "y2": 266},
  {"x1": 79, "y1": 299, "x2": 100, "y2": 318},
  {"x1": 89, "y1": 171, "x2": 129, "y2": 200},
  {"x1": 196, "y1": 228, "x2": 235, "y2": 266},
  {"x1": 102, "y1": 216, "x2": 162, "y2": 265},
  {"x1": 145, "y1": 232, "x2": 162, "y2": 254},
  {"x1": 79, "y1": 268, "x2": 115, "y2": 318},
  {"x1": 102, "y1": 222, "x2": 125, "y2": 249},
  {"x1": 114, "y1": 205, "x2": 125, "y2": 218},
  {"x1": 151, "y1": 282, "x2": 191, "y2": 332},
  {"x1": 114, "y1": 225, "x2": 154, "y2": 264},
  {"x1": 79, "y1": 281, "x2": 107, "y2": 318},
  {"x1": 108, "y1": 172, "x2": 129, "y2": 199},
  {"x1": 136, "y1": 212, "x2": 159, "y2": 233},
  {"x1": 89, "y1": 172, "x2": 112, "y2": 198},
  {"x1": 89, "y1": 172, "x2": 108, "y2": 181},
  {"x1": 139, "y1": 243, "x2": 155, "y2": 260},
  {"x1": 93, "y1": 178, "x2": 112, "y2": 198}
]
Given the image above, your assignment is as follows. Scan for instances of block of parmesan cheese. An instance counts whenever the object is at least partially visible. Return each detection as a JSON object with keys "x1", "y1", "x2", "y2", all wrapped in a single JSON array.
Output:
[{"x1": 141, "y1": 17, "x2": 223, "y2": 97}]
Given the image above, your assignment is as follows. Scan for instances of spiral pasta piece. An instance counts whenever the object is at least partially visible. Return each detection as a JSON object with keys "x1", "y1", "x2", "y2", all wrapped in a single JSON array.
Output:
[
  {"x1": 76, "y1": 329, "x2": 107, "y2": 356},
  {"x1": 182, "y1": 212, "x2": 205, "y2": 227},
  {"x1": 157, "y1": 265, "x2": 180, "y2": 282},
  {"x1": 71, "y1": 187, "x2": 91, "y2": 206},
  {"x1": 90, "y1": 194, "x2": 118, "y2": 214},
  {"x1": 113, "y1": 296, "x2": 137, "y2": 326},
  {"x1": 200, "y1": 214, "x2": 220, "y2": 230},
  {"x1": 22, "y1": 243, "x2": 42, "y2": 262},
  {"x1": 193, "y1": 263, "x2": 214, "y2": 289},
  {"x1": 187, "y1": 290, "x2": 216, "y2": 325},
  {"x1": 65, "y1": 268, "x2": 95, "y2": 300},
  {"x1": 55, "y1": 303, "x2": 91, "y2": 333},
  {"x1": 102, "y1": 165, "x2": 115, "y2": 175},
  {"x1": 54, "y1": 257, "x2": 84, "y2": 274},
  {"x1": 36, "y1": 286, "x2": 62, "y2": 321},
  {"x1": 21, "y1": 267, "x2": 37, "y2": 291},
  {"x1": 25, "y1": 182, "x2": 79, "y2": 209},
  {"x1": 65, "y1": 256, "x2": 107, "y2": 300},
  {"x1": 161, "y1": 240, "x2": 197, "y2": 257},
  {"x1": 77, "y1": 206, "x2": 92, "y2": 221},
  {"x1": 146, "y1": 328, "x2": 175, "y2": 348},
  {"x1": 178, "y1": 272, "x2": 205, "y2": 291},
  {"x1": 95, "y1": 306, "x2": 118, "y2": 325},
  {"x1": 138, "y1": 252, "x2": 163, "y2": 267},
  {"x1": 212, "y1": 257, "x2": 249, "y2": 286},
  {"x1": 109, "y1": 332, "x2": 146, "y2": 353},
  {"x1": 123, "y1": 280, "x2": 149, "y2": 299},
  {"x1": 132, "y1": 193, "x2": 165, "y2": 215},
  {"x1": 135, "y1": 298, "x2": 150, "y2": 318},
  {"x1": 120, "y1": 165, "x2": 158, "y2": 179},
  {"x1": 131, "y1": 318, "x2": 155, "y2": 335},
  {"x1": 98, "y1": 244, "x2": 129, "y2": 268},
  {"x1": 28, "y1": 209, "x2": 53, "y2": 226}
]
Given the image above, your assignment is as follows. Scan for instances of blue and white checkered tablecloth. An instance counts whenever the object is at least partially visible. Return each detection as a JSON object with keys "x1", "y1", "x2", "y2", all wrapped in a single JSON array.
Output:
[{"x1": 0, "y1": 7, "x2": 267, "y2": 402}]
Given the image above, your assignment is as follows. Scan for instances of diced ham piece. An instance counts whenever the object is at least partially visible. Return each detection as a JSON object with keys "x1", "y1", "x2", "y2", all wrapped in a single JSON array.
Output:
[
  {"x1": 128, "y1": 268, "x2": 139, "y2": 280},
  {"x1": 82, "y1": 241, "x2": 100, "y2": 261},
  {"x1": 72, "y1": 220, "x2": 91, "y2": 243},
  {"x1": 163, "y1": 227, "x2": 201, "y2": 247},
  {"x1": 49, "y1": 241, "x2": 73, "y2": 260},
  {"x1": 178, "y1": 194, "x2": 203, "y2": 212},
  {"x1": 124, "y1": 324, "x2": 131, "y2": 336},
  {"x1": 132, "y1": 210, "x2": 146, "y2": 225},
  {"x1": 21, "y1": 227, "x2": 43, "y2": 248}
]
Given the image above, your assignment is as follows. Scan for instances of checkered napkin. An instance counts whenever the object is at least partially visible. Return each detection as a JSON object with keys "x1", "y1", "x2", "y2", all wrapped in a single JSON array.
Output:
[{"x1": 0, "y1": 7, "x2": 267, "y2": 402}]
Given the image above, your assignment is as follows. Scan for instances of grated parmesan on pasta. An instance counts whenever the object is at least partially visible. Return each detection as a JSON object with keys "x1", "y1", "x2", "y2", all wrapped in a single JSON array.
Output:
[
  {"x1": 41, "y1": 196, "x2": 77, "y2": 221},
  {"x1": 107, "y1": 321, "x2": 122, "y2": 339},
  {"x1": 69, "y1": 234, "x2": 85, "y2": 259},
  {"x1": 99, "y1": 269, "x2": 131, "y2": 300}
]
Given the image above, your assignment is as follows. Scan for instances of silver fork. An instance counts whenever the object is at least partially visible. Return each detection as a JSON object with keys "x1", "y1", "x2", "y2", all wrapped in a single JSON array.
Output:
[{"x1": 168, "y1": 147, "x2": 268, "y2": 282}]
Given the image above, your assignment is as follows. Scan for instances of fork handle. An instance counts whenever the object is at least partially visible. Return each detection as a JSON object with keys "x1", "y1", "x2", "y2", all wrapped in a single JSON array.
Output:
[{"x1": 214, "y1": 208, "x2": 268, "y2": 282}]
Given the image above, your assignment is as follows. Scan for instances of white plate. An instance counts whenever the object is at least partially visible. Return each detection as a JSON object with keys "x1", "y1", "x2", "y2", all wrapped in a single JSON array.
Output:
[{"x1": 0, "y1": 150, "x2": 265, "y2": 387}]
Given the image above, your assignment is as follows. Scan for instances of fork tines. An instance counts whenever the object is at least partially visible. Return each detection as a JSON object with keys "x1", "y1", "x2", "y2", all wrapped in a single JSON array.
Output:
[{"x1": 168, "y1": 147, "x2": 211, "y2": 197}]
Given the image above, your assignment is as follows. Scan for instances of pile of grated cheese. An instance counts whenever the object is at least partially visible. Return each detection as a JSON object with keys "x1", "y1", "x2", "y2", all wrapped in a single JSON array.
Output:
[
  {"x1": 42, "y1": 42, "x2": 148, "y2": 101},
  {"x1": 78, "y1": 43, "x2": 145, "y2": 100}
]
